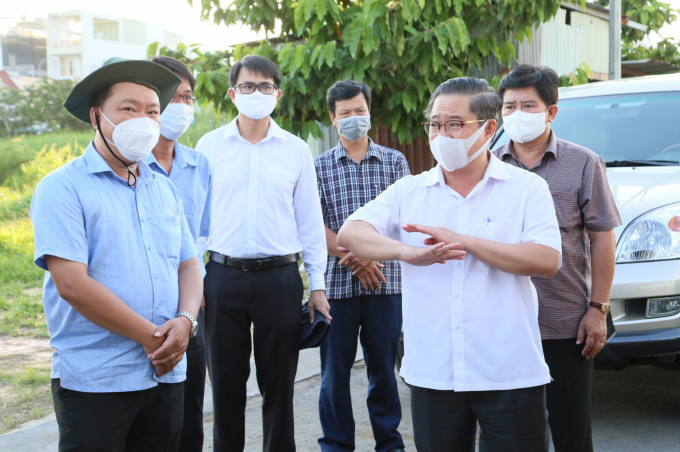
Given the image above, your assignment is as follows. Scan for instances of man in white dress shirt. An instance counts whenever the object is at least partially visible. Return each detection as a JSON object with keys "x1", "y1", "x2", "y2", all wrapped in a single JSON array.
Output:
[
  {"x1": 337, "y1": 77, "x2": 562, "y2": 451},
  {"x1": 195, "y1": 55, "x2": 330, "y2": 452}
]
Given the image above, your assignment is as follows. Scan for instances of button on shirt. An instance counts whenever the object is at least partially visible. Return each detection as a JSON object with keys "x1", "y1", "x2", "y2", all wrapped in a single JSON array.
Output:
[
  {"x1": 347, "y1": 154, "x2": 562, "y2": 391},
  {"x1": 30, "y1": 143, "x2": 197, "y2": 393},
  {"x1": 495, "y1": 132, "x2": 622, "y2": 339},
  {"x1": 195, "y1": 118, "x2": 327, "y2": 291},
  {"x1": 314, "y1": 138, "x2": 410, "y2": 299},
  {"x1": 145, "y1": 141, "x2": 212, "y2": 275}
]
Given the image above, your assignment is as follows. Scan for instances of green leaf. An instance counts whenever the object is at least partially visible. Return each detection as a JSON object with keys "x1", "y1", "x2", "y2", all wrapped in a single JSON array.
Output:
[
  {"x1": 147, "y1": 42, "x2": 159, "y2": 58},
  {"x1": 478, "y1": 39, "x2": 489, "y2": 57},
  {"x1": 316, "y1": 0, "x2": 327, "y2": 20},
  {"x1": 324, "y1": 41, "x2": 336, "y2": 68},
  {"x1": 304, "y1": 0, "x2": 316, "y2": 22},
  {"x1": 295, "y1": 45, "x2": 306, "y2": 70},
  {"x1": 295, "y1": 77, "x2": 307, "y2": 95},
  {"x1": 402, "y1": 90, "x2": 413, "y2": 112}
]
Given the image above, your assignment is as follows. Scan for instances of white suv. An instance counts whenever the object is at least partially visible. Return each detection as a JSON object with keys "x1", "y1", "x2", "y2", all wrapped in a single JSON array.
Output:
[{"x1": 492, "y1": 73, "x2": 680, "y2": 370}]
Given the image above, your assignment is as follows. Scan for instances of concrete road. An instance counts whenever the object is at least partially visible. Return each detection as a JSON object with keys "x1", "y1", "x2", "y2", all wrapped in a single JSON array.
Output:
[{"x1": 206, "y1": 363, "x2": 680, "y2": 451}]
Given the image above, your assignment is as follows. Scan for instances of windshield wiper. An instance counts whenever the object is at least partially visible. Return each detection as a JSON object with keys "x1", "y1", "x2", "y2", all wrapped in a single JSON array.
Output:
[{"x1": 605, "y1": 159, "x2": 680, "y2": 167}]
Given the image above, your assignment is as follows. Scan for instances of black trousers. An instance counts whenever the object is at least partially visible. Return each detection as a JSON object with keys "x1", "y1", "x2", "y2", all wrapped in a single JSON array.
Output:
[
  {"x1": 318, "y1": 294, "x2": 404, "y2": 452},
  {"x1": 51, "y1": 379, "x2": 183, "y2": 452},
  {"x1": 543, "y1": 339, "x2": 594, "y2": 452},
  {"x1": 178, "y1": 309, "x2": 207, "y2": 452},
  {"x1": 479, "y1": 339, "x2": 593, "y2": 452},
  {"x1": 411, "y1": 384, "x2": 548, "y2": 452},
  {"x1": 204, "y1": 260, "x2": 303, "y2": 452}
]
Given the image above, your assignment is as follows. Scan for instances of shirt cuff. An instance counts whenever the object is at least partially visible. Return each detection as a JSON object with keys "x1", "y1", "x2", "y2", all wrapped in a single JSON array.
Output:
[{"x1": 308, "y1": 272, "x2": 326, "y2": 292}]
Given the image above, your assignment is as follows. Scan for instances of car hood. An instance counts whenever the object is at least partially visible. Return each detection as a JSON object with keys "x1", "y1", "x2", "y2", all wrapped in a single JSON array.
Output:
[{"x1": 607, "y1": 167, "x2": 680, "y2": 239}]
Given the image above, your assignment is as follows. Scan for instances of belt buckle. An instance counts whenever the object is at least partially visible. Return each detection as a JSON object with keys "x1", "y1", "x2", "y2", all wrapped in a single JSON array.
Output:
[{"x1": 242, "y1": 260, "x2": 263, "y2": 272}]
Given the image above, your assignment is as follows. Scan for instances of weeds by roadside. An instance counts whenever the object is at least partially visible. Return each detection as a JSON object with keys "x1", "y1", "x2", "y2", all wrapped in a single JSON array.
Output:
[{"x1": 0, "y1": 366, "x2": 52, "y2": 434}]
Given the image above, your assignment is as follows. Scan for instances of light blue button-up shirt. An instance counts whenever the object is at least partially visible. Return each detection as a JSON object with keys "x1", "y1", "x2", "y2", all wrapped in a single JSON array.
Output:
[
  {"x1": 30, "y1": 143, "x2": 197, "y2": 393},
  {"x1": 144, "y1": 142, "x2": 212, "y2": 274}
]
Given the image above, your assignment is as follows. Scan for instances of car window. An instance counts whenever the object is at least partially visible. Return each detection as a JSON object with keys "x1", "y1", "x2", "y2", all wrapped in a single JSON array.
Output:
[{"x1": 492, "y1": 91, "x2": 680, "y2": 165}]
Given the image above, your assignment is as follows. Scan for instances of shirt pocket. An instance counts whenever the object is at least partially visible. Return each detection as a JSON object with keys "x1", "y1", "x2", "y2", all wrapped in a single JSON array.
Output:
[
  {"x1": 266, "y1": 167, "x2": 297, "y2": 205},
  {"x1": 158, "y1": 210, "x2": 182, "y2": 261},
  {"x1": 552, "y1": 191, "x2": 581, "y2": 238},
  {"x1": 184, "y1": 202, "x2": 204, "y2": 236},
  {"x1": 482, "y1": 220, "x2": 518, "y2": 244}
]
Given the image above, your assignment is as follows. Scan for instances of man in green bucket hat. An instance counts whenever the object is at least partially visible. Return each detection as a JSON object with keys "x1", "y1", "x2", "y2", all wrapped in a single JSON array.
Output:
[{"x1": 30, "y1": 57, "x2": 204, "y2": 452}]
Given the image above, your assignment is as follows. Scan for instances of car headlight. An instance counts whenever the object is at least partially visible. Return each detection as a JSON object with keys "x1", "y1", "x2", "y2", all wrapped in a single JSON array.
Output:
[{"x1": 616, "y1": 202, "x2": 680, "y2": 263}]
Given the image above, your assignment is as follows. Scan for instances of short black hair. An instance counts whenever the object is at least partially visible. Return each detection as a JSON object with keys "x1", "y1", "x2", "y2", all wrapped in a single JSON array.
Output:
[
  {"x1": 326, "y1": 80, "x2": 371, "y2": 115},
  {"x1": 425, "y1": 77, "x2": 502, "y2": 123},
  {"x1": 229, "y1": 55, "x2": 281, "y2": 88},
  {"x1": 497, "y1": 64, "x2": 559, "y2": 107},
  {"x1": 91, "y1": 85, "x2": 113, "y2": 110},
  {"x1": 151, "y1": 56, "x2": 196, "y2": 91}
]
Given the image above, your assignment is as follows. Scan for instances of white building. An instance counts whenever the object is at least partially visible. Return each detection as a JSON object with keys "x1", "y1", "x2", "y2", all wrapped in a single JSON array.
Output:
[{"x1": 46, "y1": 10, "x2": 182, "y2": 80}]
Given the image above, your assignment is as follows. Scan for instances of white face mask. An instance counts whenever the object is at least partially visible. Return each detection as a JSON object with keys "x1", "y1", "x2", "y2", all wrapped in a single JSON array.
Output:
[
  {"x1": 233, "y1": 91, "x2": 278, "y2": 120},
  {"x1": 99, "y1": 110, "x2": 160, "y2": 162},
  {"x1": 503, "y1": 109, "x2": 549, "y2": 144},
  {"x1": 429, "y1": 121, "x2": 492, "y2": 172},
  {"x1": 160, "y1": 103, "x2": 194, "y2": 141},
  {"x1": 336, "y1": 115, "x2": 371, "y2": 141}
]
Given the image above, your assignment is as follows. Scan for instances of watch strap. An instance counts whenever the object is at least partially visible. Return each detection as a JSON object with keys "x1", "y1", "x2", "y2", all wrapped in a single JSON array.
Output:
[{"x1": 176, "y1": 311, "x2": 198, "y2": 337}]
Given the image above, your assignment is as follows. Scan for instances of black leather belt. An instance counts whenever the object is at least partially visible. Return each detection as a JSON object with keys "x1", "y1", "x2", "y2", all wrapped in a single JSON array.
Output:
[{"x1": 209, "y1": 251, "x2": 299, "y2": 272}]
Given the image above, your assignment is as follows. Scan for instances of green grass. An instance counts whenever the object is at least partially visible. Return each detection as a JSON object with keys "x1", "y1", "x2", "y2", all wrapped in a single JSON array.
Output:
[
  {"x1": 0, "y1": 134, "x2": 85, "y2": 337},
  {"x1": 0, "y1": 366, "x2": 53, "y2": 433},
  {"x1": 0, "y1": 131, "x2": 92, "y2": 185}
]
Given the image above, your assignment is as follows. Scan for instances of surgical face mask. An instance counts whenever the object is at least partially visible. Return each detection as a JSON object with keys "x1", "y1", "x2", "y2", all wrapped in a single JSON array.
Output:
[
  {"x1": 99, "y1": 110, "x2": 160, "y2": 162},
  {"x1": 336, "y1": 115, "x2": 371, "y2": 142},
  {"x1": 502, "y1": 109, "x2": 549, "y2": 144},
  {"x1": 233, "y1": 91, "x2": 278, "y2": 120},
  {"x1": 429, "y1": 120, "x2": 492, "y2": 172},
  {"x1": 160, "y1": 103, "x2": 194, "y2": 141}
]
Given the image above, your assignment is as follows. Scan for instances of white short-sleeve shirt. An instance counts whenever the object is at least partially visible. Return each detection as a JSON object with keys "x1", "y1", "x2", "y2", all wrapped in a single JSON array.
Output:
[{"x1": 347, "y1": 154, "x2": 562, "y2": 391}]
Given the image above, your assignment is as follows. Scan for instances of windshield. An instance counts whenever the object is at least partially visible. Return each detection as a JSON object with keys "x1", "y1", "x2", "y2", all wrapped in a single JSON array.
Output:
[{"x1": 492, "y1": 91, "x2": 680, "y2": 165}]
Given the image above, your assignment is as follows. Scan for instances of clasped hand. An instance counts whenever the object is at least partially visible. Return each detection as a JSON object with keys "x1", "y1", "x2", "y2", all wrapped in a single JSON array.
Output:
[
  {"x1": 143, "y1": 316, "x2": 192, "y2": 377},
  {"x1": 400, "y1": 223, "x2": 467, "y2": 266},
  {"x1": 338, "y1": 248, "x2": 387, "y2": 291}
]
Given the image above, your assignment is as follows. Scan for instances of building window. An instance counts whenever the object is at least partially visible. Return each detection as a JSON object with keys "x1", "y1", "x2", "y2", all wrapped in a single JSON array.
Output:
[{"x1": 93, "y1": 19, "x2": 119, "y2": 41}]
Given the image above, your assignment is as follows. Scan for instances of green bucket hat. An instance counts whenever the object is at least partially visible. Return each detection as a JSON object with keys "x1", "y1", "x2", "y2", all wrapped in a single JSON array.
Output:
[{"x1": 63, "y1": 57, "x2": 182, "y2": 124}]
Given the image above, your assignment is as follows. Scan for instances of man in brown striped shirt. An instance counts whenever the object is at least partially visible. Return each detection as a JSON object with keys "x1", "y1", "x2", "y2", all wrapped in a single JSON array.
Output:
[{"x1": 492, "y1": 65, "x2": 621, "y2": 452}]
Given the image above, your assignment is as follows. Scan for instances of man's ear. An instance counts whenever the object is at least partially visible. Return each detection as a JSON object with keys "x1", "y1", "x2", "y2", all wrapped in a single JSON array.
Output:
[
  {"x1": 547, "y1": 104, "x2": 559, "y2": 123},
  {"x1": 276, "y1": 90, "x2": 282, "y2": 102},
  {"x1": 228, "y1": 88, "x2": 236, "y2": 103},
  {"x1": 329, "y1": 111, "x2": 336, "y2": 126},
  {"x1": 89, "y1": 107, "x2": 99, "y2": 130},
  {"x1": 485, "y1": 119, "x2": 497, "y2": 139}
]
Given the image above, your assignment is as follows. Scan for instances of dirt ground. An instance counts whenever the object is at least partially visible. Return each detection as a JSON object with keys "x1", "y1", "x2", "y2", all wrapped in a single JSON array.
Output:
[{"x1": 0, "y1": 335, "x2": 53, "y2": 434}]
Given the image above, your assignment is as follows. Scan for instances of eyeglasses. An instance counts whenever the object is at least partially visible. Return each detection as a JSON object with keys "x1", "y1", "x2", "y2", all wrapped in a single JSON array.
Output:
[
  {"x1": 422, "y1": 119, "x2": 486, "y2": 136},
  {"x1": 234, "y1": 83, "x2": 278, "y2": 95},
  {"x1": 172, "y1": 93, "x2": 198, "y2": 106}
]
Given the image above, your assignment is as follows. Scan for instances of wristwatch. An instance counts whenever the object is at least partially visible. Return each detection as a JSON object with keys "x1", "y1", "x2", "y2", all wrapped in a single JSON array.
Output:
[
  {"x1": 176, "y1": 311, "x2": 198, "y2": 338},
  {"x1": 589, "y1": 301, "x2": 611, "y2": 315}
]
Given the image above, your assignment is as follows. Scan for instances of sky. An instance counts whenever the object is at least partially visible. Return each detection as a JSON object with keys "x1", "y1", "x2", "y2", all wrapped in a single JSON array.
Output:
[{"x1": 2, "y1": 0, "x2": 679, "y2": 51}]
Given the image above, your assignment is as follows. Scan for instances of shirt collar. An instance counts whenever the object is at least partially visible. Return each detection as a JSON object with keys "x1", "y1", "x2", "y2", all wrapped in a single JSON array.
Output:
[
  {"x1": 421, "y1": 151, "x2": 512, "y2": 188},
  {"x1": 84, "y1": 142, "x2": 113, "y2": 174},
  {"x1": 85, "y1": 141, "x2": 156, "y2": 185},
  {"x1": 501, "y1": 129, "x2": 559, "y2": 162},
  {"x1": 334, "y1": 137, "x2": 382, "y2": 162},
  {"x1": 144, "y1": 142, "x2": 198, "y2": 176},
  {"x1": 223, "y1": 117, "x2": 287, "y2": 143}
]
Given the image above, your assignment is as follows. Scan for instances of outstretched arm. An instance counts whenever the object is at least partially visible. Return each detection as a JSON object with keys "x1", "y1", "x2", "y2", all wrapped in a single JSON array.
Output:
[{"x1": 338, "y1": 220, "x2": 465, "y2": 266}]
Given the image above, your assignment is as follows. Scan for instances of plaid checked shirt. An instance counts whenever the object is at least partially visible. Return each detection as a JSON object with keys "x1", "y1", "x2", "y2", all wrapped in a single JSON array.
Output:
[{"x1": 314, "y1": 138, "x2": 410, "y2": 300}]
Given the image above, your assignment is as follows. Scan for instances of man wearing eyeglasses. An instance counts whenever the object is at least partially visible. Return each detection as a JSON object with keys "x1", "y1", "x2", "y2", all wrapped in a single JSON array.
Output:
[
  {"x1": 144, "y1": 56, "x2": 212, "y2": 452},
  {"x1": 195, "y1": 55, "x2": 329, "y2": 452},
  {"x1": 337, "y1": 77, "x2": 561, "y2": 451}
]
